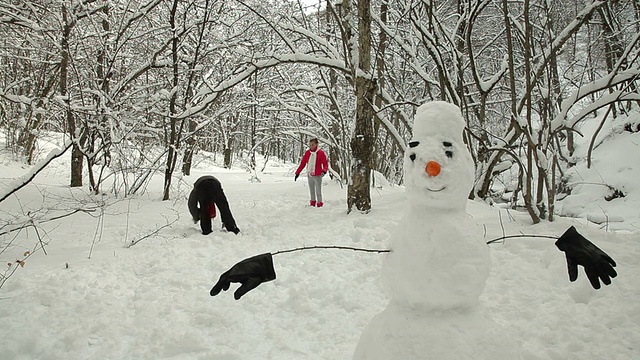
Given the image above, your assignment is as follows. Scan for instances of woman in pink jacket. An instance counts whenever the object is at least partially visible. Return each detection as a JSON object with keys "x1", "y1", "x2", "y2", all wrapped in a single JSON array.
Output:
[{"x1": 294, "y1": 138, "x2": 328, "y2": 207}]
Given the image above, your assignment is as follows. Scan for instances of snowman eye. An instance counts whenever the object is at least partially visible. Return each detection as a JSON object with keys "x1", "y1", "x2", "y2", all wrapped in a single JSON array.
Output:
[
  {"x1": 443, "y1": 141, "x2": 453, "y2": 158},
  {"x1": 409, "y1": 141, "x2": 420, "y2": 148},
  {"x1": 409, "y1": 153, "x2": 416, "y2": 162}
]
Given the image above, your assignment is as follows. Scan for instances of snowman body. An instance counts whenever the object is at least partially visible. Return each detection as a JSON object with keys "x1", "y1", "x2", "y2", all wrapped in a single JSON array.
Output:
[
  {"x1": 382, "y1": 210, "x2": 489, "y2": 310},
  {"x1": 352, "y1": 102, "x2": 521, "y2": 360}
]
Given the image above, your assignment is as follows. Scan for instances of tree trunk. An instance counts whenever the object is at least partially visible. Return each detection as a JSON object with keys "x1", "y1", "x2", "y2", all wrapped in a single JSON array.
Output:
[
  {"x1": 523, "y1": 0, "x2": 541, "y2": 223},
  {"x1": 61, "y1": 5, "x2": 83, "y2": 188},
  {"x1": 326, "y1": 0, "x2": 343, "y2": 178},
  {"x1": 181, "y1": 0, "x2": 211, "y2": 176},
  {"x1": 224, "y1": 149, "x2": 232, "y2": 169},
  {"x1": 371, "y1": 0, "x2": 388, "y2": 175},
  {"x1": 347, "y1": 0, "x2": 375, "y2": 213},
  {"x1": 89, "y1": 2, "x2": 112, "y2": 194},
  {"x1": 97, "y1": 3, "x2": 111, "y2": 164},
  {"x1": 163, "y1": 0, "x2": 180, "y2": 201},
  {"x1": 328, "y1": 74, "x2": 342, "y2": 176},
  {"x1": 182, "y1": 120, "x2": 197, "y2": 175},
  {"x1": 224, "y1": 135, "x2": 233, "y2": 169},
  {"x1": 250, "y1": 73, "x2": 257, "y2": 171}
]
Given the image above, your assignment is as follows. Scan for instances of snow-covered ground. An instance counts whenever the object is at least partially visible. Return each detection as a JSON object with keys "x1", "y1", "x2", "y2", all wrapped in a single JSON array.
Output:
[{"x1": 0, "y1": 148, "x2": 639, "y2": 360}]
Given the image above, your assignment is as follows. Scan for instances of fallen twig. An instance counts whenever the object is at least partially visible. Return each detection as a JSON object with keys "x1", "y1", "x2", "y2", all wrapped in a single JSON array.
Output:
[{"x1": 126, "y1": 214, "x2": 180, "y2": 248}]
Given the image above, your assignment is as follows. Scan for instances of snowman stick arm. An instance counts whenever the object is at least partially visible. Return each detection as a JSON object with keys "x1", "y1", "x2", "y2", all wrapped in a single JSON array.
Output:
[
  {"x1": 272, "y1": 245, "x2": 391, "y2": 255},
  {"x1": 210, "y1": 246, "x2": 391, "y2": 300},
  {"x1": 486, "y1": 234, "x2": 559, "y2": 244}
]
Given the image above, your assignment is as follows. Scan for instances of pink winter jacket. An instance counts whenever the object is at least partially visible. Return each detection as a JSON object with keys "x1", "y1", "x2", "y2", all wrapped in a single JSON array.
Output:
[{"x1": 296, "y1": 149, "x2": 328, "y2": 176}]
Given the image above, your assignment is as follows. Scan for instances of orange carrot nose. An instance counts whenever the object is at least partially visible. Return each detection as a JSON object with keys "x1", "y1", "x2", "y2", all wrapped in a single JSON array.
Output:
[{"x1": 425, "y1": 161, "x2": 441, "y2": 177}]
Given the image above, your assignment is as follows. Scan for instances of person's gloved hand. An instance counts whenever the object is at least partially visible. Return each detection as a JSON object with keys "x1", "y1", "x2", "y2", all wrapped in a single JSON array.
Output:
[
  {"x1": 555, "y1": 226, "x2": 617, "y2": 289},
  {"x1": 210, "y1": 253, "x2": 276, "y2": 300},
  {"x1": 192, "y1": 214, "x2": 199, "y2": 224},
  {"x1": 322, "y1": 171, "x2": 326, "y2": 177},
  {"x1": 294, "y1": 173, "x2": 299, "y2": 181}
]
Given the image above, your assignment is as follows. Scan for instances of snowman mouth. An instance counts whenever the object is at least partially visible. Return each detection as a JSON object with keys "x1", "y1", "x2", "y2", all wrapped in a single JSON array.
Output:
[{"x1": 426, "y1": 186, "x2": 446, "y2": 192}]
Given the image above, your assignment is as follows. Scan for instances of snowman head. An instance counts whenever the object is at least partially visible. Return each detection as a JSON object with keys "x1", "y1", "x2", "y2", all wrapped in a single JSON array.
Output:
[{"x1": 404, "y1": 101, "x2": 474, "y2": 211}]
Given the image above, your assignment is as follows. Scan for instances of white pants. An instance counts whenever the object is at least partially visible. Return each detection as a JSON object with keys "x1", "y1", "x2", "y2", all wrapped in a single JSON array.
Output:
[{"x1": 308, "y1": 175, "x2": 323, "y2": 203}]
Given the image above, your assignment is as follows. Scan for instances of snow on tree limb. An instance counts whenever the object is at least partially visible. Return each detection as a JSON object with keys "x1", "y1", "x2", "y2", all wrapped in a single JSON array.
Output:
[
  {"x1": 563, "y1": 91, "x2": 640, "y2": 131},
  {"x1": 516, "y1": 0, "x2": 607, "y2": 113},
  {"x1": 373, "y1": 105, "x2": 407, "y2": 152},
  {"x1": 0, "y1": 141, "x2": 73, "y2": 204},
  {"x1": 236, "y1": 0, "x2": 297, "y2": 53},
  {"x1": 478, "y1": 55, "x2": 509, "y2": 93},
  {"x1": 178, "y1": 54, "x2": 348, "y2": 120},
  {"x1": 551, "y1": 70, "x2": 640, "y2": 131},
  {"x1": 371, "y1": 13, "x2": 439, "y2": 88},
  {"x1": 0, "y1": 90, "x2": 34, "y2": 105},
  {"x1": 279, "y1": 23, "x2": 343, "y2": 60}
]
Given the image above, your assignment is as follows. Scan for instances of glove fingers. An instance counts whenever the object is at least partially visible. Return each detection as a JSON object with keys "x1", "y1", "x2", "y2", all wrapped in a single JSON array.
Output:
[
  {"x1": 584, "y1": 266, "x2": 601, "y2": 289},
  {"x1": 596, "y1": 263, "x2": 611, "y2": 286},
  {"x1": 210, "y1": 278, "x2": 230, "y2": 296},
  {"x1": 599, "y1": 263, "x2": 617, "y2": 286},
  {"x1": 210, "y1": 272, "x2": 232, "y2": 296},
  {"x1": 566, "y1": 255, "x2": 579, "y2": 282},
  {"x1": 604, "y1": 254, "x2": 617, "y2": 267},
  {"x1": 234, "y1": 277, "x2": 262, "y2": 300}
]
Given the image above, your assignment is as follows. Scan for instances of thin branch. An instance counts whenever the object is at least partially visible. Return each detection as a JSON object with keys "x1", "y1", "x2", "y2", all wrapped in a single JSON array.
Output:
[
  {"x1": 126, "y1": 214, "x2": 180, "y2": 248},
  {"x1": 586, "y1": 105, "x2": 613, "y2": 168},
  {"x1": 0, "y1": 208, "x2": 98, "y2": 238},
  {"x1": 31, "y1": 222, "x2": 48, "y2": 256},
  {"x1": 486, "y1": 234, "x2": 558, "y2": 245},
  {"x1": 272, "y1": 245, "x2": 391, "y2": 256}
]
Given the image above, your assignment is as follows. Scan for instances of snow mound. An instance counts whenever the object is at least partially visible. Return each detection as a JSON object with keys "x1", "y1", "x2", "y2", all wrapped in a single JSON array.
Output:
[{"x1": 558, "y1": 110, "x2": 640, "y2": 230}]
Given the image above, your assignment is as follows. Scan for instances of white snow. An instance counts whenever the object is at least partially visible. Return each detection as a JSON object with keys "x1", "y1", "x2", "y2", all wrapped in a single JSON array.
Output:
[{"x1": 0, "y1": 124, "x2": 639, "y2": 359}]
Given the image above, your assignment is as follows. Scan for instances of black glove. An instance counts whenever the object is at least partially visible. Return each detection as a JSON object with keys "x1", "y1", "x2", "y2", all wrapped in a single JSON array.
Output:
[
  {"x1": 555, "y1": 226, "x2": 617, "y2": 289},
  {"x1": 322, "y1": 171, "x2": 326, "y2": 177},
  {"x1": 210, "y1": 253, "x2": 276, "y2": 300},
  {"x1": 294, "y1": 173, "x2": 299, "y2": 181}
]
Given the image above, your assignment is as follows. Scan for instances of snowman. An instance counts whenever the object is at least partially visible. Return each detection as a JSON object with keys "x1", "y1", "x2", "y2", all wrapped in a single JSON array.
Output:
[
  {"x1": 208, "y1": 101, "x2": 617, "y2": 359},
  {"x1": 352, "y1": 101, "x2": 520, "y2": 359}
]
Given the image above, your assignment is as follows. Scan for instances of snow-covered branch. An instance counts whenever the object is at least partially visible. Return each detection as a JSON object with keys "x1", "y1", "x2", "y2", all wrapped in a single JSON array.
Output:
[
  {"x1": 180, "y1": 54, "x2": 349, "y2": 119},
  {"x1": 551, "y1": 70, "x2": 640, "y2": 131},
  {"x1": 0, "y1": 141, "x2": 73, "y2": 204}
]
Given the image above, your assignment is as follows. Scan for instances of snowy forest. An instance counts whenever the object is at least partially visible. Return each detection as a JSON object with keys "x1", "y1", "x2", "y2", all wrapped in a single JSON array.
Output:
[
  {"x1": 1, "y1": 1, "x2": 640, "y2": 359},
  {"x1": 2, "y1": 0, "x2": 639, "y2": 217}
]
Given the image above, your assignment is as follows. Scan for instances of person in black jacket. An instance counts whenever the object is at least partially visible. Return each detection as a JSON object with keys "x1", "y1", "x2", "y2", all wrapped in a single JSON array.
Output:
[{"x1": 188, "y1": 175, "x2": 240, "y2": 235}]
